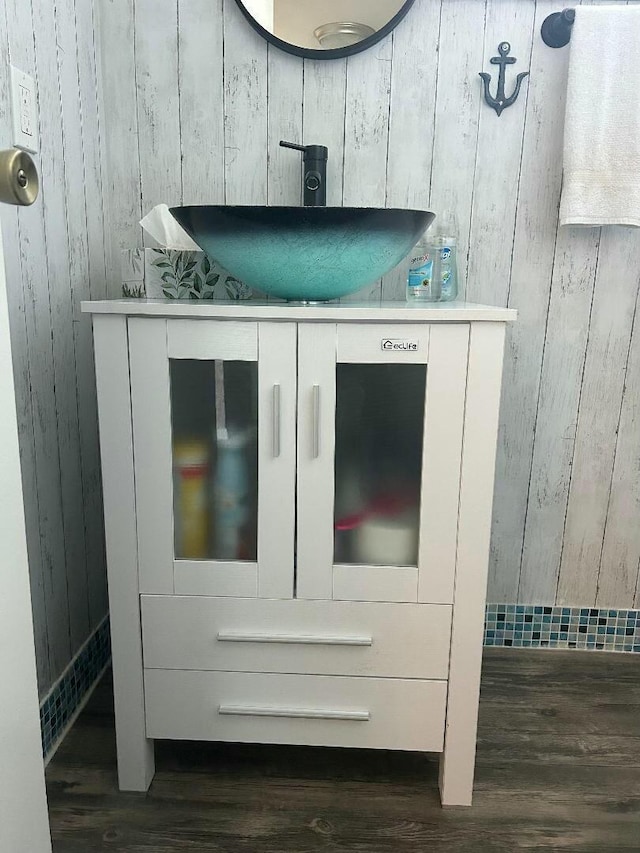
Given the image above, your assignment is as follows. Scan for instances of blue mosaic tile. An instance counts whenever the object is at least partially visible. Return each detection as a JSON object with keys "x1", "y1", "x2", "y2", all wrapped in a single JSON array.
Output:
[
  {"x1": 484, "y1": 605, "x2": 640, "y2": 654},
  {"x1": 39, "y1": 618, "x2": 111, "y2": 758}
]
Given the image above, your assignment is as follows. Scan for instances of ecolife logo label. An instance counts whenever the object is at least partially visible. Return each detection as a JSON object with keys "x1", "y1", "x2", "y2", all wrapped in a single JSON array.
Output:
[{"x1": 381, "y1": 339, "x2": 419, "y2": 352}]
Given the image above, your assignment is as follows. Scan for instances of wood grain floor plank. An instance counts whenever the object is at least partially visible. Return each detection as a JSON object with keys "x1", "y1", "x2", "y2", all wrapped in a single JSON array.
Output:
[{"x1": 477, "y1": 731, "x2": 640, "y2": 766}]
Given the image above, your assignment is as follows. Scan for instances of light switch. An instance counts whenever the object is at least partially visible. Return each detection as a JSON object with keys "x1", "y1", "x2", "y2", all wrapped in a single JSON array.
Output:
[{"x1": 10, "y1": 65, "x2": 38, "y2": 154}]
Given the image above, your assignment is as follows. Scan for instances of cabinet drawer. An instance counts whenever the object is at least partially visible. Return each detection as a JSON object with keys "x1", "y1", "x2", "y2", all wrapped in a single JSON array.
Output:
[
  {"x1": 144, "y1": 670, "x2": 447, "y2": 752},
  {"x1": 141, "y1": 595, "x2": 452, "y2": 680}
]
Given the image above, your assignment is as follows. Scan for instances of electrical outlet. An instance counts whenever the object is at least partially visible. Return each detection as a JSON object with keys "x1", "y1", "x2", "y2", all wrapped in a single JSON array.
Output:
[{"x1": 10, "y1": 65, "x2": 38, "y2": 154}]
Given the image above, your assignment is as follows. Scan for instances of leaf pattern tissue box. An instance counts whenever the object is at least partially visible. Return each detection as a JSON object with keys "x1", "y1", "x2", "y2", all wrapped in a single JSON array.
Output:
[{"x1": 121, "y1": 249, "x2": 252, "y2": 300}]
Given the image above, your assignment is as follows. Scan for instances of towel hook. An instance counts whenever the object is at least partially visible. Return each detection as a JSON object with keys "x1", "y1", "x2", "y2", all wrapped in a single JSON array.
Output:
[
  {"x1": 479, "y1": 42, "x2": 530, "y2": 116},
  {"x1": 541, "y1": 8, "x2": 575, "y2": 48}
]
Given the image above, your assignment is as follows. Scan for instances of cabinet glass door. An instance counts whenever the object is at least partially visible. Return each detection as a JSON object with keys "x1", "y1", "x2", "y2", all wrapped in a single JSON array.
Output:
[
  {"x1": 334, "y1": 363, "x2": 426, "y2": 568},
  {"x1": 296, "y1": 322, "x2": 470, "y2": 604},
  {"x1": 129, "y1": 318, "x2": 297, "y2": 599},
  {"x1": 170, "y1": 359, "x2": 258, "y2": 563}
]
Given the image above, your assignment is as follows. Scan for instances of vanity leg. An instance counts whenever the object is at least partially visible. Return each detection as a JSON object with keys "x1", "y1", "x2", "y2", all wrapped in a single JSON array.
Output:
[
  {"x1": 439, "y1": 323, "x2": 506, "y2": 807},
  {"x1": 111, "y1": 643, "x2": 155, "y2": 792},
  {"x1": 438, "y1": 663, "x2": 482, "y2": 807},
  {"x1": 94, "y1": 315, "x2": 155, "y2": 791}
]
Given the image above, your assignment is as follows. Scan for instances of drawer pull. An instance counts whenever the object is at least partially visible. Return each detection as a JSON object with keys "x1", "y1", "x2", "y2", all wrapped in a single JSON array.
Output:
[
  {"x1": 216, "y1": 631, "x2": 373, "y2": 646},
  {"x1": 218, "y1": 704, "x2": 370, "y2": 721}
]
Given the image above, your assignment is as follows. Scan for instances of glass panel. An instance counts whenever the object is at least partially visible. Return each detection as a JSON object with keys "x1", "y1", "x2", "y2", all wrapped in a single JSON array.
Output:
[
  {"x1": 334, "y1": 363, "x2": 426, "y2": 567},
  {"x1": 170, "y1": 359, "x2": 258, "y2": 561}
]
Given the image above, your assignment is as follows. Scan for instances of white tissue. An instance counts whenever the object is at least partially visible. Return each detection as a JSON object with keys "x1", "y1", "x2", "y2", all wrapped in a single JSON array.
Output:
[{"x1": 139, "y1": 203, "x2": 202, "y2": 250}]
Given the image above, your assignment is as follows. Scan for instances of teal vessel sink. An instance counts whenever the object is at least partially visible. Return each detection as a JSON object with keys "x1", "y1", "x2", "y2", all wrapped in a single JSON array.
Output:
[{"x1": 169, "y1": 206, "x2": 435, "y2": 301}]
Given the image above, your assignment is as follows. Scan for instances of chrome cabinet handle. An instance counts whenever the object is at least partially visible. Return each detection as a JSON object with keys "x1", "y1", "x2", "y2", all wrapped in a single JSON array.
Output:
[
  {"x1": 218, "y1": 705, "x2": 370, "y2": 721},
  {"x1": 312, "y1": 384, "x2": 320, "y2": 458},
  {"x1": 272, "y1": 383, "x2": 281, "y2": 458},
  {"x1": 216, "y1": 631, "x2": 373, "y2": 646}
]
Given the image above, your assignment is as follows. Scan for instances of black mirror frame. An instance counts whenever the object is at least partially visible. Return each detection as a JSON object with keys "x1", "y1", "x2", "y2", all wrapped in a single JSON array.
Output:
[{"x1": 233, "y1": 0, "x2": 416, "y2": 60}]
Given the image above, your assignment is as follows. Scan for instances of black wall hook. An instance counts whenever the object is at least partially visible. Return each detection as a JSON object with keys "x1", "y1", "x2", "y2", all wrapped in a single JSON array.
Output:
[
  {"x1": 479, "y1": 42, "x2": 530, "y2": 116},
  {"x1": 541, "y1": 8, "x2": 575, "y2": 48}
]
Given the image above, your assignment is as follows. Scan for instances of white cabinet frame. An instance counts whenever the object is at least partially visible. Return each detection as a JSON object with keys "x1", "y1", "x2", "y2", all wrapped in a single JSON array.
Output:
[
  {"x1": 85, "y1": 299, "x2": 514, "y2": 806},
  {"x1": 93, "y1": 315, "x2": 154, "y2": 791},
  {"x1": 439, "y1": 321, "x2": 506, "y2": 806}
]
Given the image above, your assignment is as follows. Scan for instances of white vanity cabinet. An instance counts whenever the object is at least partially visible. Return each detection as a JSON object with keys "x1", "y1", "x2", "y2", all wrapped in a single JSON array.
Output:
[{"x1": 84, "y1": 299, "x2": 515, "y2": 807}]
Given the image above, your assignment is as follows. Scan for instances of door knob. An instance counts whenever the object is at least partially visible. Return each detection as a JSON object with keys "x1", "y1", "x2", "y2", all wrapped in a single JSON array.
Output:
[{"x1": 0, "y1": 149, "x2": 39, "y2": 206}]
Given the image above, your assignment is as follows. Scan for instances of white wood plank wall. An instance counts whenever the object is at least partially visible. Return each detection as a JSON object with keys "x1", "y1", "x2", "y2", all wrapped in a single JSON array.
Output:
[
  {"x1": 99, "y1": 0, "x2": 640, "y2": 610},
  {"x1": 0, "y1": 0, "x2": 109, "y2": 696}
]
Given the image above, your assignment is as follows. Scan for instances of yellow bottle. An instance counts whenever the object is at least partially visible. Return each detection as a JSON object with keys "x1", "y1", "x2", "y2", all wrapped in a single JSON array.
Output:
[{"x1": 173, "y1": 438, "x2": 210, "y2": 559}]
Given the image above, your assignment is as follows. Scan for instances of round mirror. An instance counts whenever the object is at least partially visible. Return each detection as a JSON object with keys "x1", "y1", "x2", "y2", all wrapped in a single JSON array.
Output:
[{"x1": 235, "y1": 0, "x2": 416, "y2": 59}]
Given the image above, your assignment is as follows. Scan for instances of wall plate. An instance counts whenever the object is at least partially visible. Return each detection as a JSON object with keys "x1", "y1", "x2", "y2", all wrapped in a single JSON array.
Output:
[{"x1": 10, "y1": 66, "x2": 38, "y2": 154}]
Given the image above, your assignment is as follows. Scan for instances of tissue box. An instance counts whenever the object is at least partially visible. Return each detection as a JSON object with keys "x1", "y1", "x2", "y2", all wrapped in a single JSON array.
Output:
[{"x1": 121, "y1": 249, "x2": 251, "y2": 300}]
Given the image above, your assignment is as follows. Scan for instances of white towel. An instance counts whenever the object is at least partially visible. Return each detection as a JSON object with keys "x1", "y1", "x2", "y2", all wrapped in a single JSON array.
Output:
[{"x1": 559, "y1": 6, "x2": 640, "y2": 227}]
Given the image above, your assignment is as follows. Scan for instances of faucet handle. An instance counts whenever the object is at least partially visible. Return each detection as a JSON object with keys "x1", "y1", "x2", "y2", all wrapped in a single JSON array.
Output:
[
  {"x1": 279, "y1": 141, "x2": 328, "y2": 160},
  {"x1": 279, "y1": 140, "x2": 307, "y2": 152}
]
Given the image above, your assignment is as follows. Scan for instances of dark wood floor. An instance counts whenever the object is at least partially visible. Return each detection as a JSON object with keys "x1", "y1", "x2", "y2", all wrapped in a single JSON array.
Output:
[{"x1": 46, "y1": 650, "x2": 640, "y2": 852}]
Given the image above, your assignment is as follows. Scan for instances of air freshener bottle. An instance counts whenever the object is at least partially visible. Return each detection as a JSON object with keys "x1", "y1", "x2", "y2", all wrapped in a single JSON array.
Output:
[{"x1": 406, "y1": 234, "x2": 439, "y2": 301}]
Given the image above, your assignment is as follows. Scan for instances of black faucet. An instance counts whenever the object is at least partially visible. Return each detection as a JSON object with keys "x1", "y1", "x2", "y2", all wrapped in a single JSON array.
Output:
[{"x1": 280, "y1": 141, "x2": 328, "y2": 207}]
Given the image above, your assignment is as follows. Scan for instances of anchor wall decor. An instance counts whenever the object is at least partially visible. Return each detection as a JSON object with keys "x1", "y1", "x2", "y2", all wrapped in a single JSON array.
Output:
[{"x1": 479, "y1": 42, "x2": 529, "y2": 116}]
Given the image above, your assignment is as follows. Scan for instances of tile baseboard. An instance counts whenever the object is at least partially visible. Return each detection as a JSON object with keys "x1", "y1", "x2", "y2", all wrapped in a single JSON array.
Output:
[
  {"x1": 485, "y1": 604, "x2": 640, "y2": 653},
  {"x1": 40, "y1": 617, "x2": 111, "y2": 761}
]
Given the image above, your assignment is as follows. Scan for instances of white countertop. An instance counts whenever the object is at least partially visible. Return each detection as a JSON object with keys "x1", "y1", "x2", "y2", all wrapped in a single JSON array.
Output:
[{"x1": 81, "y1": 298, "x2": 517, "y2": 322}]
